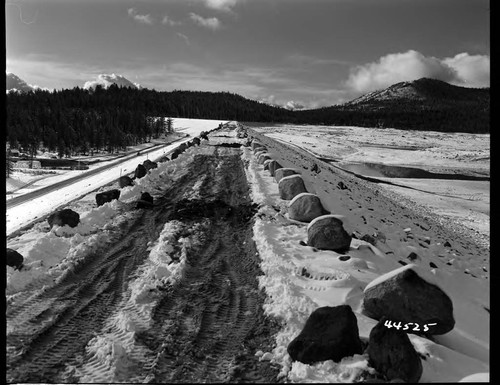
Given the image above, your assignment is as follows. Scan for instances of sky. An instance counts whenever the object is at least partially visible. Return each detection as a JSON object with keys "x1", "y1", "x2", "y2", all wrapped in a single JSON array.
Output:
[{"x1": 5, "y1": 0, "x2": 490, "y2": 108}]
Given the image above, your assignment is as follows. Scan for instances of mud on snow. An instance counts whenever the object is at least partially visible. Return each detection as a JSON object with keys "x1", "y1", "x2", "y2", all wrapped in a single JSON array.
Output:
[{"x1": 6, "y1": 141, "x2": 284, "y2": 383}]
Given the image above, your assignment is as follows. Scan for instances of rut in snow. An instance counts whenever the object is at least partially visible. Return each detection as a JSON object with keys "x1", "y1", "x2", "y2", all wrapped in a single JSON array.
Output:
[{"x1": 6, "y1": 145, "x2": 282, "y2": 383}]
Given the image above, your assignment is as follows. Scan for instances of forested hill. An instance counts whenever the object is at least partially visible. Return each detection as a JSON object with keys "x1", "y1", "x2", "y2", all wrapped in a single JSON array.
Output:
[
  {"x1": 311, "y1": 78, "x2": 489, "y2": 133},
  {"x1": 6, "y1": 78, "x2": 489, "y2": 156}
]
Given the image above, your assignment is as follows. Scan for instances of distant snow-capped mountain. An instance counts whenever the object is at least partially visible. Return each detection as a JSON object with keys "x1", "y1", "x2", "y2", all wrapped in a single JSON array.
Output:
[
  {"x1": 6, "y1": 72, "x2": 38, "y2": 93},
  {"x1": 83, "y1": 74, "x2": 143, "y2": 90}
]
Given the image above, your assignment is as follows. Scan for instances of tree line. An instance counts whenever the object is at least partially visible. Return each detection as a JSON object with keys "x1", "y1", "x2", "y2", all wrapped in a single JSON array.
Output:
[{"x1": 6, "y1": 82, "x2": 489, "y2": 160}]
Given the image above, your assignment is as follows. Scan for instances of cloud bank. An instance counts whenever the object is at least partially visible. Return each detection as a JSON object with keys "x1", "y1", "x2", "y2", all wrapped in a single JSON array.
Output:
[
  {"x1": 127, "y1": 8, "x2": 154, "y2": 25},
  {"x1": 189, "y1": 13, "x2": 221, "y2": 30},
  {"x1": 346, "y1": 50, "x2": 490, "y2": 93},
  {"x1": 162, "y1": 15, "x2": 181, "y2": 27},
  {"x1": 203, "y1": 0, "x2": 239, "y2": 12},
  {"x1": 83, "y1": 74, "x2": 141, "y2": 90}
]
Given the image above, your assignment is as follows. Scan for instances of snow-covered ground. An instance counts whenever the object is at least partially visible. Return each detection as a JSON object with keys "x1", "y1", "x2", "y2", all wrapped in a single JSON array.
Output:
[
  {"x1": 6, "y1": 118, "x2": 226, "y2": 236},
  {"x1": 252, "y1": 124, "x2": 489, "y2": 246},
  {"x1": 241, "y1": 144, "x2": 489, "y2": 382},
  {"x1": 6, "y1": 120, "x2": 489, "y2": 382}
]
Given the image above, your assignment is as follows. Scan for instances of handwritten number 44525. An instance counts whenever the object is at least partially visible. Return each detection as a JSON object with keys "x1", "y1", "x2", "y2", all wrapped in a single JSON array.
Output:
[{"x1": 384, "y1": 320, "x2": 437, "y2": 332}]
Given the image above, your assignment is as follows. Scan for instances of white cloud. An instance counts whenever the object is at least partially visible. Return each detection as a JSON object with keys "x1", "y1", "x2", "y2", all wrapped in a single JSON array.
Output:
[
  {"x1": 203, "y1": 0, "x2": 239, "y2": 12},
  {"x1": 162, "y1": 15, "x2": 181, "y2": 26},
  {"x1": 346, "y1": 50, "x2": 490, "y2": 93},
  {"x1": 442, "y1": 53, "x2": 490, "y2": 88},
  {"x1": 127, "y1": 8, "x2": 154, "y2": 25},
  {"x1": 189, "y1": 12, "x2": 221, "y2": 30},
  {"x1": 284, "y1": 100, "x2": 306, "y2": 111},
  {"x1": 83, "y1": 74, "x2": 141, "y2": 90},
  {"x1": 176, "y1": 33, "x2": 190, "y2": 45}
]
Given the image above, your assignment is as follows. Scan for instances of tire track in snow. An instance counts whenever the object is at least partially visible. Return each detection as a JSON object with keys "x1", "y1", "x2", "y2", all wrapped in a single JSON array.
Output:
[
  {"x1": 6, "y1": 153, "x2": 218, "y2": 383},
  {"x1": 7, "y1": 144, "x2": 282, "y2": 383}
]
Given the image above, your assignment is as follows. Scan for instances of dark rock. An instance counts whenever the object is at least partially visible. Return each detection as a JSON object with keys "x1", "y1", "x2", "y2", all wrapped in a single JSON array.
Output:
[
  {"x1": 443, "y1": 241, "x2": 452, "y2": 247},
  {"x1": 278, "y1": 175, "x2": 307, "y2": 200},
  {"x1": 361, "y1": 234, "x2": 377, "y2": 246},
  {"x1": 287, "y1": 305, "x2": 363, "y2": 364},
  {"x1": 274, "y1": 168, "x2": 298, "y2": 183},
  {"x1": 288, "y1": 193, "x2": 327, "y2": 222},
  {"x1": 171, "y1": 150, "x2": 180, "y2": 160},
  {"x1": 339, "y1": 256, "x2": 351, "y2": 261},
  {"x1": 193, "y1": 137, "x2": 201, "y2": 146},
  {"x1": 307, "y1": 215, "x2": 352, "y2": 252},
  {"x1": 263, "y1": 159, "x2": 272, "y2": 170},
  {"x1": 311, "y1": 163, "x2": 320, "y2": 173},
  {"x1": 134, "y1": 163, "x2": 147, "y2": 179},
  {"x1": 367, "y1": 318, "x2": 423, "y2": 383},
  {"x1": 47, "y1": 208, "x2": 80, "y2": 228},
  {"x1": 407, "y1": 252, "x2": 419, "y2": 261},
  {"x1": 299, "y1": 240, "x2": 307, "y2": 246},
  {"x1": 143, "y1": 159, "x2": 158, "y2": 171},
  {"x1": 119, "y1": 176, "x2": 134, "y2": 188},
  {"x1": 398, "y1": 260, "x2": 408, "y2": 266},
  {"x1": 140, "y1": 192, "x2": 153, "y2": 203},
  {"x1": 137, "y1": 192, "x2": 154, "y2": 209},
  {"x1": 96, "y1": 189, "x2": 121, "y2": 207},
  {"x1": 7, "y1": 248, "x2": 24, "y2": 270},
  {"x1": 337, "y1": 181, "x2": 348, "y2": 190},
  {"x1": 269, "y1": 160, "x2": 282, "y2": 177},
  {"x1": 429, "y1": 262, "x2": 438, "y2": 268},
  {"x1": 362, "y1": 267, "x2": 455, "y2": 335}
]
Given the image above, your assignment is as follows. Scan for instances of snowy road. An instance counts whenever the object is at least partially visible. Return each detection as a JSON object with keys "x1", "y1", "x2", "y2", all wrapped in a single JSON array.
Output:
[
  {"x1": 6, "y1": 118, "x2": 227, "y2": 236},
  {"x1": 6, "y1": 143, "x2": 169, "y2": 208},
  {"x1": 7, "y1": 143, "x2": 282, "y2": 383}
]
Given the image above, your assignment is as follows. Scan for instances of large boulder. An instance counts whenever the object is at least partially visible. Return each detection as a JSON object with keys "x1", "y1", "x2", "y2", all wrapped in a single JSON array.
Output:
[
  {"x1": 288, "y1": 305, "x2": 363, "y2": 364},
  {"x1": 254, "y1": 149, "x2": 267, "y2": 159},
  {"x1": 268, "y1": 160, "x2": 282, "y2": 177},
  {"x1": 171, "y1": 150, "x2": 180, "y2": 160},
  {"x1": 96, "y1": 189, "x2": 121, "y2": 207},
  {"x1": 278, "y1": 174, "x2": 307, "y2": 200},
  {"x1": 362, "y1": 265, "x2": 455, "y2": 335},
  {"x1": 307, "y1": 215, "x2": 352, "y2": 252},
  {"x1": 258, "y1": 153, "x2": 272, "y2": 165},
  {"x1": 119, "y1": 176, "x2": 134, "y2": 188},
  {"x1": 137, "y1": 192, "x2": 154, "y2": 209},
  {"x1": 366, "y1": 318, "x2": 423, "y2": 383},
  {"x1": 143, "y1": 159, "x2": 158, "y2": 171},
  {"x1": 134, "y1": 163, "x2": 147, "y2": 179},
  {"x1": 7, "y1": 248, "x2": 24, "y2": 270},
  {"x1": 275, "y1": 168, "x2": 298, "y2": 183},
  {"x1": 47, "y1": 208, "x2": 80, "y2": 228},
  {"x1": 251, "y1": 140, "x2": 264, "y2": 150},
  {"x1": 288, "y1": 193, "x2": 328, "y2": 223},
  {"x1": 192, "y1": 137, "x2": 201, "y2": 146}
]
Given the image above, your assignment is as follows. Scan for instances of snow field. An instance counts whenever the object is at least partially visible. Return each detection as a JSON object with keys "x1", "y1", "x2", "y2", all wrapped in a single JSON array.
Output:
[{"x1": 241, "y1": 143, "x2": 489, "y2": 382}]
